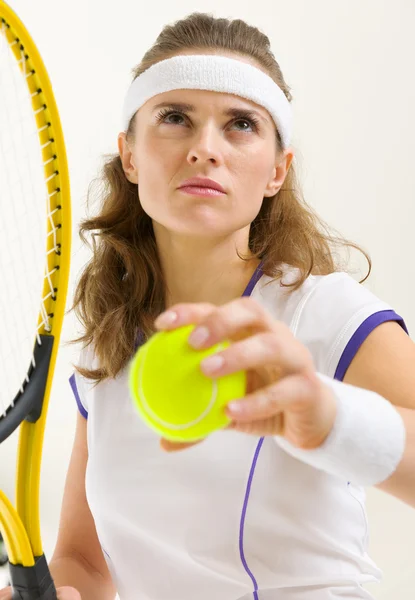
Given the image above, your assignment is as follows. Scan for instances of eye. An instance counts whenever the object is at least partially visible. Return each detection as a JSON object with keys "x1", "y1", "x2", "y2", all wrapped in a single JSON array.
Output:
[
  {"x1": 154, "y1": 108, "x2": 261, "y2": 133},
  {"x1": 155, "y1": 109, "x2": 187, "y2": 126},
  {"x1": 230, "y1": 117, "x2": 259, "y2": 133}
]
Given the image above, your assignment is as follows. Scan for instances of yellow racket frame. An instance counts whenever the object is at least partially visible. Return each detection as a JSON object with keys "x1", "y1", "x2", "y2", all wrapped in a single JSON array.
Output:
[{"x1": 0, "y1": 0, "x2": 71, "y2": 569}]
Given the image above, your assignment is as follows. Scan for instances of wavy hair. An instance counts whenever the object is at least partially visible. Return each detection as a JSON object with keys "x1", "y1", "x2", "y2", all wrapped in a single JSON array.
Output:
[{"x1": 72, "y1": 12, "x2": 370, "y2": 382}]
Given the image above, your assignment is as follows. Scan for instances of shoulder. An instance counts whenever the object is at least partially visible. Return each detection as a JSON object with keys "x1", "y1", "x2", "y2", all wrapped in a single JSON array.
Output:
[
  {"x1": 250, "y1": 264, "x2": 365, "y2": 320},
  {"x1": 251, "y1": 265, "x2": 405, "y2": 379}
]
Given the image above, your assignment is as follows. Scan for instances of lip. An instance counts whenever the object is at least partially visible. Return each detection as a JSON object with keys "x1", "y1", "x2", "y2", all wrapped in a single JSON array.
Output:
[{"x1": 178, "y1": 177, "x2": 226, "y2": 194}]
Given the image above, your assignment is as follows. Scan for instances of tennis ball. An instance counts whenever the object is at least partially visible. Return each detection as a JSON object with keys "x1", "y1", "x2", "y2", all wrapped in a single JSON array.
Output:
[{"x1": 129, "y1": 324, "x2": 246, "y2": 442}]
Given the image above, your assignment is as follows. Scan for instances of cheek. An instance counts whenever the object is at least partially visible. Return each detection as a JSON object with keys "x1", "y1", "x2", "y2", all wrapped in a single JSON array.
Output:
[
  {"x1": 136, "y1": 138, "x2": 180, "y2": 191},
  {"x1": 232, "y1": 153, "x2": 274, "y2": 193}
]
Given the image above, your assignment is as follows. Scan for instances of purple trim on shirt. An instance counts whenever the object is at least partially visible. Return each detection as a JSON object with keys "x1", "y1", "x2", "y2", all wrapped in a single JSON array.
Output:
[
  {"x1": 69, "y1": 373, "x2": 88, "y2": 419},
  {"x1": 242, "y1": 260, "x2": 264, "y2": 297},
  {"x1": 102, "y1": 547, "x2": 112, "y2": 561},
  {"x1": 134, "y1": 329, "x2": 145, "y2": 351},
  {"x1": 238, "y1": 260, "x2": 264, "y2": 599},
  {"x1": 239, "y1": 437, "x2": 264, "y2": 599},
  {"x1": 334, "y1": 310, "x2": 408, "y2": 382}
]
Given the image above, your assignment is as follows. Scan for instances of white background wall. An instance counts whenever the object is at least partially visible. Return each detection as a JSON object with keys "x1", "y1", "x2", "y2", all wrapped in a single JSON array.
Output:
[{"x1": 1, "y1": 0, "x2": 415, "y2": 597}]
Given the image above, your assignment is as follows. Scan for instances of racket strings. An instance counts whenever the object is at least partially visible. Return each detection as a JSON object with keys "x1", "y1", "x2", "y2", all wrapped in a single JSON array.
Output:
[
  {"x1": 0, "y1": 29, "x2": 41, "y2": 410},
  {"x1": 0, "y1": 22, "x2": 61, "y2": 416}
]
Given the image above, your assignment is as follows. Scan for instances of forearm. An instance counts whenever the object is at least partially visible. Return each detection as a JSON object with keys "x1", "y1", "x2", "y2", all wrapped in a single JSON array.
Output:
[
  {"x1": 375, "y1": 405, "x2": 415, "y2": 507},
  {"x1": 49, "y1": 554, "x2": 116, "y2": 600}
]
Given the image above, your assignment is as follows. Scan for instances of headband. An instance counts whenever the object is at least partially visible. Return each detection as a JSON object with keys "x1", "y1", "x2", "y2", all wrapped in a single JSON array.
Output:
[{"x1": 121, "y1": 54, "x2": 293, "y2": 148}]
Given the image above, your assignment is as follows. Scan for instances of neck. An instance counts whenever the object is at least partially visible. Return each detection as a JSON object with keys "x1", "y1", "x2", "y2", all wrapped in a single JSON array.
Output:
[{"x1": 154, "y1": 228, "x2": 261, "y2": 308}]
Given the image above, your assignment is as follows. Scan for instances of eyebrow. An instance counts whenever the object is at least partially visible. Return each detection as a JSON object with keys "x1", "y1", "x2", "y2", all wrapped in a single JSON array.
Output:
[{"x1": 151, "y1": 101, "x2": 269, "y2": 123}]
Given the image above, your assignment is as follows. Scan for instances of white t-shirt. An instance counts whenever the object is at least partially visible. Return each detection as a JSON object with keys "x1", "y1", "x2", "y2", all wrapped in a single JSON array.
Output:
[{"x1": 69, "y1": 263, "x2": 407, "y2": 600}]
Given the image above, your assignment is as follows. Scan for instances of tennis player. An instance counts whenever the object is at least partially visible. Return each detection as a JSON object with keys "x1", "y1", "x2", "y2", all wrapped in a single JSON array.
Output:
[{"x1": 2, "y1": 11, "x2": 415, "y2": 600}]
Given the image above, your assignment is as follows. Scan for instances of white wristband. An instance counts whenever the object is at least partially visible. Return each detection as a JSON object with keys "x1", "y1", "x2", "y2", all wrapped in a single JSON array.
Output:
[{"x1": 275, "y1": 373, "x2": 406, "y2": 487}]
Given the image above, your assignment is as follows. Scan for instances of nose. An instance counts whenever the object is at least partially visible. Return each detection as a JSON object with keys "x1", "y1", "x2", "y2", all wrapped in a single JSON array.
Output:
[{"x1": 186, "y1": 123, "x2": 225, "y2": 166}]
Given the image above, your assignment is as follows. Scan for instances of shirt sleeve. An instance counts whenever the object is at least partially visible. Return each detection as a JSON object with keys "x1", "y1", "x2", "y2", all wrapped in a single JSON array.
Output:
[
  {"x1": 68, "y1": 344, "x2": 95, "y2": 418},
  {"x1": 69, "y1": 371, "x2": 88, "y2": 419},
  {"x1": 292, "y1": 271, "x2": 408, "y2": 381}
]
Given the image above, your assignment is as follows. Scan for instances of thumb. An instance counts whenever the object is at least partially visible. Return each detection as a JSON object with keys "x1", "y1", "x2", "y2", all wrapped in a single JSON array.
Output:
[
  {"x1": 57, "y1": 587, "x2": 81, "y2": 600},
  {"x1": 160, "y1": 437, "x2": 202, "y2": 452},
  {"x1": 0, "y1": 587, "x2": 11, "y2": 600}
]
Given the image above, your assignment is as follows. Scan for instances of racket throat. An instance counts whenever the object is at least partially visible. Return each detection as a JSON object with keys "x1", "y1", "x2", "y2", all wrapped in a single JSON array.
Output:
[{"x1": 0, "y1": 334, "x2": 54, "y2": 443}]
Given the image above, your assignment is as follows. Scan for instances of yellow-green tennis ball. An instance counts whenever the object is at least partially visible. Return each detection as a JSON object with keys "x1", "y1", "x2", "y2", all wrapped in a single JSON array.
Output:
[{"x1": 129, "y1": 324, "x2": 246, "y2": 442}]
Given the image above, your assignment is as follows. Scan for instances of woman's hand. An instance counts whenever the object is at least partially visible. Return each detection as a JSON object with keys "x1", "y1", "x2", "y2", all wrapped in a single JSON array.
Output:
[
  {"x1": 154, "y1": 297, "x2": 337, "y2": 452},
  {"x1": 0, "y1": 586, "x2": 81, "y2": 599}
]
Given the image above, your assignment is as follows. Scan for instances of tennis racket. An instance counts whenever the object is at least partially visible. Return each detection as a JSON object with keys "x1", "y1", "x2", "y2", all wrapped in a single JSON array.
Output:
[{"x1": 0, "y1": 1, "x2": 71, "y2": 598}]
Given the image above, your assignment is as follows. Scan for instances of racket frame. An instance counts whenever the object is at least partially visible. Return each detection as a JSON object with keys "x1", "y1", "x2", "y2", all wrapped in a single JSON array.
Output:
[{"x1": 0, "y1": 0, "x2": 71, "y2": 587}]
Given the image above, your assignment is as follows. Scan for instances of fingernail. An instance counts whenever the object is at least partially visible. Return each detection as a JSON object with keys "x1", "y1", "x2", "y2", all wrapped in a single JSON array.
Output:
[
  {"x1": 155, "y1": 310, "x2": 178, "y2": 328},
  {"x1": 201, "y1": 354, "x2": 224, "y2": 373},
  {"x1": 227, "y1": 401, "x2": 244, "y2": 414},
  {"x1": 188, "y1": 326, "x2": 210, "y2": 348}
]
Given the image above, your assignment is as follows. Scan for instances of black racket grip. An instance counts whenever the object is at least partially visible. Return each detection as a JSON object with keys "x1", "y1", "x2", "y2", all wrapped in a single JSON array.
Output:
[{"x1": 10, "y1": 554, "x2": 57, "y2": 599}]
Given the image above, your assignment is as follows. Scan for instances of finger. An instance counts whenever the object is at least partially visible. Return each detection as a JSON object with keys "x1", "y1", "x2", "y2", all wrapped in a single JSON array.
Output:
[
  {"x1": 187, "y1": 297, "x2": 278, "y2": 349},
  {"x1": 226, "y1": 372, "x2": 319, "y2": 421},
  {"x1": 57, "y1": 586, "x2": 82, "y2": 599},
  {"x1": 0, "y1": 587, "x2": 12, "y2": 600},
  {"x1": 160, "y1": 438, "x2": 202, "y2": 452},
  {"x1": 200, "y1": 332, "x2": 312, "y2": 378},
  {"x1": 231, "y1": 413, "x2": 284, "y2": 436},
  {"x1": 154, "y1": 302, "x2": 216, "y2": 330}
]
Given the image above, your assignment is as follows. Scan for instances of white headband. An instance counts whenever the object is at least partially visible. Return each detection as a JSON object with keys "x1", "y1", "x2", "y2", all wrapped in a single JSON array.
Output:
[{"x1": 121, "y1": 54, "x2": 293, "y2": 148}]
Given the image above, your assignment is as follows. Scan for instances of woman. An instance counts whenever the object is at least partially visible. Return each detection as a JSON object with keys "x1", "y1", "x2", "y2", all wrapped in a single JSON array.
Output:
[{"x1": 2, "y1": 11, "x2": 414, "y2": 600}]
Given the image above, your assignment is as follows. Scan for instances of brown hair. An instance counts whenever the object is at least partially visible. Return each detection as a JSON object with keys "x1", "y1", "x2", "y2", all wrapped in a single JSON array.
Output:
[{"x1": 72, "y1": 12, "x2": 370, "y2": 382}]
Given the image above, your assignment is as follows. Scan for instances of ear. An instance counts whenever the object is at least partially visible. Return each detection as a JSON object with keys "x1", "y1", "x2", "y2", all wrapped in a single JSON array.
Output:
[
  {"x1": 118, "y1": 132, "x2": 139, "y2": 184},
  {"x1": 263, "y1": 147, "x2": 295, "y2": 197}
]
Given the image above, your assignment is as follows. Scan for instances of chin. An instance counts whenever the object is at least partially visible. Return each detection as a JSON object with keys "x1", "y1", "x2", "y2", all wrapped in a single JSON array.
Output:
[
  {"x1": 151, "y1": 207, "x2": 254, "y2": 238},
  {"x1": 155, "y1": 218, "x2": 240, "y2": 238}
]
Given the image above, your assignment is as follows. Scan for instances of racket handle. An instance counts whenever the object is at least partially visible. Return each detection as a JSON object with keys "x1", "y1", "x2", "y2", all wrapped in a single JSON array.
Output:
[{"x1": 10, "y1": 554, "x2": 57, "y2": 599}]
